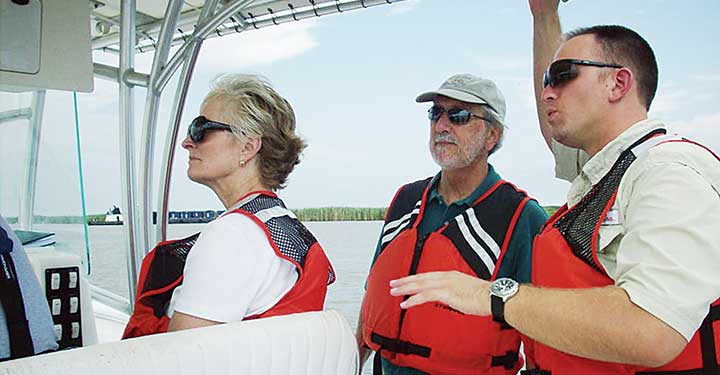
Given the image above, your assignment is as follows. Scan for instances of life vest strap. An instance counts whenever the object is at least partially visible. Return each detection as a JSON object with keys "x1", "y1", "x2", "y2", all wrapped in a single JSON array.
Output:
[
  {"x1": 699, "y1": 305, "x2": 720, "y2": 373},
  {"x1": 520, "y1": 369, "x2": 551, "y2": 375},
  {"x1": 491, "y1": 350, "x2": 520, "y2": 369},
  {"x1": 0, "y1": 252, "x2": 35, "y2": 360},
  {"x1": 370, "y1": 332, "x2": 431, "y2": 357},
  {"x1": 373, "y1": 350, "x2": 383, "y2": 375}
]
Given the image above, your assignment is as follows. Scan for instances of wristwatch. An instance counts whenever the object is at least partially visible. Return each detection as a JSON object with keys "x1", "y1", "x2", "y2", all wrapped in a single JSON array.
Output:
[{"x1": 489, "y1": 277, "x2": 519, "y2": 325}]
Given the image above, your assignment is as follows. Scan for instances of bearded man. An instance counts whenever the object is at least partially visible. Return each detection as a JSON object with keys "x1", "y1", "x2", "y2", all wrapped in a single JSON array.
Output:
[{"x1": 357, "y1": 74, "x2": 547, "y2": 375}]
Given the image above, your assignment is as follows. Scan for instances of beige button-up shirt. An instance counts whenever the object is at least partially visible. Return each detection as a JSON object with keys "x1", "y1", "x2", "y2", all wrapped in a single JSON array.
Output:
[{"x1": 552, "y1": 118, "x2": 720, "y2": 341}]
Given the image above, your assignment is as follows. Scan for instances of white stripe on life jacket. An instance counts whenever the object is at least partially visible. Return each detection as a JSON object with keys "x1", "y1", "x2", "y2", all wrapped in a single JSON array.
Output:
[
  {"x1": 254, "y1": 206, "x2": 297, "y2": 223},
  {"x1": 455, "y1": 209, "x2": 500, "y2": 275},
  {"x1": 223, "y1": 193, "x2": 262, "y2": 217},
  {"x1": 380, "y1": 202, "x2": 421, "y2": 246}
]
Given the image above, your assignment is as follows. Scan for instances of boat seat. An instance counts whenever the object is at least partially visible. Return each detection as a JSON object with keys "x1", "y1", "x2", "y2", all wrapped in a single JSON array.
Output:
[{"x1": 1, "y1": 309, "x2": 359, "y2": 375}]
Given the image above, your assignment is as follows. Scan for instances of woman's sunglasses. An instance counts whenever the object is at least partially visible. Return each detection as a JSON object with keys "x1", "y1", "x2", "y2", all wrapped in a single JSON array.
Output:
[
  {"x1": 187, "y1": 116, "x2": 233, "y2": 143},
  {"x1": 428, "y1": 105, "x2": 490, "y2": 126},
  {"x1": 543, "y1": 59, "x2": 623, "y2": 88}
]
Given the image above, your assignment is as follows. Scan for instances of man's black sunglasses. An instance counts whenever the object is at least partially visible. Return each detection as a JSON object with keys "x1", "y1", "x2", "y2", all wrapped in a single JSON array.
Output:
[
  {"x1": 187, "y1": 116, "x2": 233, "y2": 143},
  {"x1": 543, "y1": 59, "x2": 623, "y2": 88},
  {"x1": 428, "y1": 105, "x2": 490, "y2": 126}
]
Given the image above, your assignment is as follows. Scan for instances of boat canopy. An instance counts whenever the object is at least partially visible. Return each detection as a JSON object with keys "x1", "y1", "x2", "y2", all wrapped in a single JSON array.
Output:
[
  {"x1": 0, "y1": 0, "x2": 406, "y2": 309},
  {"x1": 91, "y1": 0, "x2": 405, "y2": 53}
]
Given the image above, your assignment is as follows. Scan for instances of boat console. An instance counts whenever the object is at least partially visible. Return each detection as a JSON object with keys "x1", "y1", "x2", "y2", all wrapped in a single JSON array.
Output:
[{"x1": 24, "y1": 248, "x2": 98, "y2": 349}]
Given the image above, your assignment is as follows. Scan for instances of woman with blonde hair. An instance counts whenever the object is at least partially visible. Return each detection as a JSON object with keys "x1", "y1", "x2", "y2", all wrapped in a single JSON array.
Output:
[{"x1": 123, "y1": 74, "x2": 334, "y2": 337}]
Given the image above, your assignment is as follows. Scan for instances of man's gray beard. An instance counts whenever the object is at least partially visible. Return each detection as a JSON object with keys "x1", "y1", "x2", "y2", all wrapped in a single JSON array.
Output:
[{"x1": 429, "y1": 133, "x2": 485, "y2": 170}]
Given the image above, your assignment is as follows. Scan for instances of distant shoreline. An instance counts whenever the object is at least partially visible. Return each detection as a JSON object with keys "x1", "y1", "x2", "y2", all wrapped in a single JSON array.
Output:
[{"x1": 6, "y1": 206, "x2": 560, "y2": 224}]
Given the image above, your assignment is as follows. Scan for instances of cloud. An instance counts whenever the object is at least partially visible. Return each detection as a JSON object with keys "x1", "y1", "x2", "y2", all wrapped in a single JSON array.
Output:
[
  {"x1": 689, "y1": 74, "x2": 720, "y2": 82},
  {"x1": 196, "y1": 20, "x2": 319, "y2": 70},
  {"x1": 669, "y1": 112, "x2": 720, "y2": 152},
  {"x1": 475, "y1": 57, "x2": 529, "y2": 74},
  {"x1": 649, "y1": 87, "x2": 688, "y2": 115},
  {"x1": 685, "y1": 112, "x2": 720, "y2": 128},
  {"x1": 385, "y1": 0, "x2": 421, "y2": 16},
  {"x1": 650, "y1": 78, "x2": 719, "y2": 118}
]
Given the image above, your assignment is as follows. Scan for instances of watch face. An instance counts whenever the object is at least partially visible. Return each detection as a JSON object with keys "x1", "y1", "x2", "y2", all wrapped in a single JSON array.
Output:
[{"x1": 490, "y1": 278, "x2": 518, "y2": 297}]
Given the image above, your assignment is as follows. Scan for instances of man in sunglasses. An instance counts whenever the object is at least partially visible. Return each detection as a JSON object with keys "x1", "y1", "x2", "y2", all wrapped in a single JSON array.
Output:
[
  {"x1": 357, "y1": 74, "x2": 548, "y2": 375},
  {"x1": 387, "y1": 2, "x2": 720, "y2": 375}
]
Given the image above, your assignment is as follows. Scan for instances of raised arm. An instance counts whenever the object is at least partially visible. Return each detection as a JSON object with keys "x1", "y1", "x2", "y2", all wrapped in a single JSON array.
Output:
[{"x1": 529, "y1": 0, "x2": 562, "y2": 150}]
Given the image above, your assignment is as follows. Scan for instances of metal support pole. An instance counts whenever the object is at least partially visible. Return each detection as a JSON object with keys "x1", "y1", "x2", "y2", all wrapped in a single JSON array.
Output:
[
  {"x1": 137, "y1": 0, "x2": 184, "y2": 254},
  {"x1": 18, "y1": 91, "x2": 45, "y2": 230},
  {"x1": 0, "y1": 108, "x2": 32, "y2": 123},
  {"x1": 119, "y1": 0, "x2": 141, "y2": 309},
  {"x1": 94, "y1": 62, "x2": 149, "y2": 87},
  {"x1": 156, "y1": 0, "x2": 219, "y2": 242},
  {"x1": 154, "y1": 0, "x2": 253, "y2": 93}
]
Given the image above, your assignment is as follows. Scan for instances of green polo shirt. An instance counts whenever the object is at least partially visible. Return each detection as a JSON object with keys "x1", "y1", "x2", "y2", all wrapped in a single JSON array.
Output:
[{"x1": 369, "y1": 165, "x2": 548, "y2": 375}]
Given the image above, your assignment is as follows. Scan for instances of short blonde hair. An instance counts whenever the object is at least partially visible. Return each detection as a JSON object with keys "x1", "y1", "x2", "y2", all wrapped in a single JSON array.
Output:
[{"x1": 201, "y1": 74, "x2": 305, "y2": 190}]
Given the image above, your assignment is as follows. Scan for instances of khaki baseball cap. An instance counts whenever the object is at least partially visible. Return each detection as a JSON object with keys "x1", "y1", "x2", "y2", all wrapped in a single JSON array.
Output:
[{"x1": 415, "y1": 74, "x2": 506, "y2": 123}]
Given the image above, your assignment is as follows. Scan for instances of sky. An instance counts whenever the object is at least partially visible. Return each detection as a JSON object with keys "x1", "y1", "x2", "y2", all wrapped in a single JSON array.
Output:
[{"x1": 1, "y1": 0, "x2": 719, "y2": 217}]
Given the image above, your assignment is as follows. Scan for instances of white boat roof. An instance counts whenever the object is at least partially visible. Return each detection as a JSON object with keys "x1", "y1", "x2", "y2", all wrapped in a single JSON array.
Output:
[{"x1": 91, "y1": 0, "x2": 403, "y2": 53}]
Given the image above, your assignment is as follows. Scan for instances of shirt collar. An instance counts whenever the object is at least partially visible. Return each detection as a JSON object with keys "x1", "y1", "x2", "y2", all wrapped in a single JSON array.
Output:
[
  {"x1": 580, "y1": 118, "x2": 667, "y2": 186},
  {"x1": 428, "y1": 164, "x2": 501, "y2": 206}
]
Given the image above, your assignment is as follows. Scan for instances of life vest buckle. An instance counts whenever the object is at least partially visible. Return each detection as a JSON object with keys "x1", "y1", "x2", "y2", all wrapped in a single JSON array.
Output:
[
  {"x1": 491, "y1": 350, "x2": 519, "y2": 370},
  {"x1": 519, "y1": 368, "x2": 551, "y2": 375}
]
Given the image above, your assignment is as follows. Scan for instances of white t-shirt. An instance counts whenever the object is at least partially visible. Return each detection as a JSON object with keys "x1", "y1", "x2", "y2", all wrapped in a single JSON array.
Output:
[{"x1": 167, "y1": 212, "x2": 298, "y2": 322}]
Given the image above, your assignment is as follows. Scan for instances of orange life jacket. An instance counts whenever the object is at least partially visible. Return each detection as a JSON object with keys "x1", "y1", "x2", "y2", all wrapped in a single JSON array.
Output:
[
  {"x1": 362, "y1": 177, "x2": 533, "y2": 375},
  {"x1": 122, "y1": 192, "x2": 335, "y2": 339},
  {"x1": 526, "y1": 131, "x2": 720, "y2": 375}
]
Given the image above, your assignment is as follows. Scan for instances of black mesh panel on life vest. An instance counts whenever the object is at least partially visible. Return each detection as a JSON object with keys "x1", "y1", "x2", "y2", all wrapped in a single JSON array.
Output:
[
  {"x1": 553, "y1": 152, "x2": 635, "y2": 272},
  {"x1": 265, "y1": 216, "x2": 313, "y2": 268},
  {"x1": 239, "y1": 195, "x2": 328, "y2": 279},
  {"x1": 239, "y1": 193, "x2": 284, "y2": 213},
  {"x1": 553, "y1": 129, "x2": 666, "y2": 272},
  {"x1": 145, "y1": 233, "x2": 198, "y2": 291},
  {"x1": 143, "y1": 233, "x2": 199, "y2": 317}
]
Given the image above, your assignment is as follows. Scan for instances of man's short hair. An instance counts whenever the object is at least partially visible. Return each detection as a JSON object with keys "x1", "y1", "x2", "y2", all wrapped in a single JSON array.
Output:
[{"x1": 565, "y1": 25, "x2": 658, "y2": 111}]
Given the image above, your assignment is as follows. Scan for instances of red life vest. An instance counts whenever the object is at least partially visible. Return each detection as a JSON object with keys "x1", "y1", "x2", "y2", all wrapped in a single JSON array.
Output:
[
  {"x1": 362, "y1": 177, "x2": 533, "y2": 375},
  {"x1": 527, "y1": 131, "x2": 720, "y2": 375},
  {"x1": 122, "y1": 192, "x2": 335, "y2": 339}
]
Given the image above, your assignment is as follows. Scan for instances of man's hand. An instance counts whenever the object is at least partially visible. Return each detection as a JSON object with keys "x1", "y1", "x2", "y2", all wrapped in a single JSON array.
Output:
[
  {"x1": 389, "y1": 271, "x2": 491, "y2": 316},
  {"x1": 529, "y1": 0, "x2": 561, "y2": 18}
]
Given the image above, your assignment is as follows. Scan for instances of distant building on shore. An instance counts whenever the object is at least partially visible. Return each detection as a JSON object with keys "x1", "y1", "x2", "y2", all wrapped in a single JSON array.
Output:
[{"x1": 89, "y1": 206, "x2": 224, "y2": 225}]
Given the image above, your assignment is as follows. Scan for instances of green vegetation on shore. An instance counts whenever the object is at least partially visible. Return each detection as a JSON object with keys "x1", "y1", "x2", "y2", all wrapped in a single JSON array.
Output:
[
  {"x1": 6, "y1": 206, "x2": 561, "y2": 224},
  {"x1": 5, "y1": 215, "x2": 104, "y2": 224},
  {"x1": 543, "y1": 206, "x2": 560, "y2": 217},
  {"x1": 293, "y1": 207, "x2": 387, "y2": 222}
]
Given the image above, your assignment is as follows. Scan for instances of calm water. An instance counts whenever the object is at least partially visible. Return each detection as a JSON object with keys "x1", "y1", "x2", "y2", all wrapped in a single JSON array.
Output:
[{"x1": 34, "y1": 221, "x2": 381, "y2": 340}]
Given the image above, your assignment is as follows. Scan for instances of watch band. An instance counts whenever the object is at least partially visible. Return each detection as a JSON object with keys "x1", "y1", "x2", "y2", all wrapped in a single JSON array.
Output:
[{"x1": 491, "y1": 294, "x2": 506, "y2": 324}]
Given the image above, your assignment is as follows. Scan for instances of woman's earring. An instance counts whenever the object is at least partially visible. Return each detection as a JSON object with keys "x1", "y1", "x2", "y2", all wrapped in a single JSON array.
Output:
[{"x1": 240, "y1": 159, "x2": 246, "y2": 167}]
